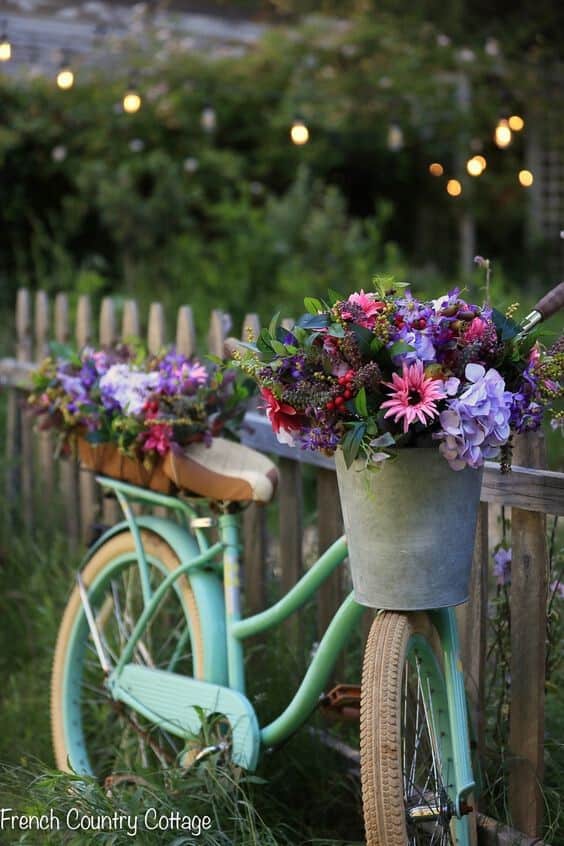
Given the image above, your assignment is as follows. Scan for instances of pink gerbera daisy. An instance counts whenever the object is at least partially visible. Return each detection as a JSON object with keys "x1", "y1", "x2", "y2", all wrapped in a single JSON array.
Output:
[{"x1": 381, "y1": 361, "x2": 445, "y2": 433}]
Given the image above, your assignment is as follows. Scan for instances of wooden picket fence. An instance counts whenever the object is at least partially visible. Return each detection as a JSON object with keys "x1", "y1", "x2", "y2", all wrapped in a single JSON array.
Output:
[{"x1": 1, "y1": 288, "x2": 563, "y2": 845}]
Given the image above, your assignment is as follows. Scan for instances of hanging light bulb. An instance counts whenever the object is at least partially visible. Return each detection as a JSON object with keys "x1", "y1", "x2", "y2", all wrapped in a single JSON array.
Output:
[
  {"x1": 446, "y1": 179, "x2": 462, "y2": 197},
  {"x1": 123, "y1": 87, "x2": 142, "y2": 114},
  {"x1": 474, "y1": 155, "x2": 487, "y2": 171},
  {"x1": 508, "y1": 115, "x2": 525, "y2": 131},
  {"x1": 428, "y1": 162, "x2": 444, "y2": 177},
  {"x1": 56, "y1": 58, "x2": 74, "y2": 90},
  {"x1": 290, "y1": 118, "x2": 309, "y2": 146},
  {"x1": 387, "y1": 122, "x2": 404, "y2": 152},
  {"x1": 494, "y1": 119, "x2": 512, "y2": 148},
  {"x1": 466, "y1": 156, "x2": 485, "y2": 176},
  {"x1": 518, "y1": 170, "x2": 534, "y2": 187},
  {"x1": 0, "y1": 23, "x2": 12, "y2": 62},
  {"x1": 200, "y1": 104, "x2": 217, "y2": 133}
]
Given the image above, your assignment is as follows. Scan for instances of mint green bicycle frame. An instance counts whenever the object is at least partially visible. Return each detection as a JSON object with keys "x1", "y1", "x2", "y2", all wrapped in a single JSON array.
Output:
[{"x1": 87, "y1": 476, "x2": 474, "y2": 817}]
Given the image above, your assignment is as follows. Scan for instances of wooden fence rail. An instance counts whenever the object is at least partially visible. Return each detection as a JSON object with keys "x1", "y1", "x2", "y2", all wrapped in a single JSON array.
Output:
[{"x1": 1, "y1": 288, "x2": 563, "y2": 843}]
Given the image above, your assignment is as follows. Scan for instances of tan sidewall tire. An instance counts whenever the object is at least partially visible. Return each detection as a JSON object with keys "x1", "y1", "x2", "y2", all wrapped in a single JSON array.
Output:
[
  {"x1": 360, "y1": 611, "x2": 442, "y2": 846},
  {"x1": 51, "y1": 530, "x2": 204, "y2": 772}
]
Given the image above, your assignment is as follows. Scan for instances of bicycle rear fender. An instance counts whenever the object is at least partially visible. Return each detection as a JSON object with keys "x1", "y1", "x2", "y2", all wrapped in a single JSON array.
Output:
[{"x1": 83, "y1": 517, "x2": 229, "y2": 686}]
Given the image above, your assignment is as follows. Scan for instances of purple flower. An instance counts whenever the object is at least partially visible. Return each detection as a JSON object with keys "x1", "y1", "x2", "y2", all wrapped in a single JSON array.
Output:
[
  {"x1": 299, "y1": 425, "x2": 340, "y2": 452},
  {"x1": 99, "y1": 364, "x2": 160, "y2": 415},
  {"x1": 493, "y1": 547, "x2": 511, "y2": 586},
  {"x1": 434, "y1": 364, "x2": 512, "y2": 469},
  {"x1": 550, "y1": 579, "x2": 564, "y2": 599},
  {"x1": 389, "y1": 327, "x2": 437, "y2": 364},
  {"x1": 508, "y1": 357, "x2": 545, "y2": 433}
]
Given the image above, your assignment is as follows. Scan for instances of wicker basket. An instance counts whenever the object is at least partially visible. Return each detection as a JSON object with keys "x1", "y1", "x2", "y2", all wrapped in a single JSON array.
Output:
[{"x1": 77, "y1": 438, "x2": 173, "y2": 494}]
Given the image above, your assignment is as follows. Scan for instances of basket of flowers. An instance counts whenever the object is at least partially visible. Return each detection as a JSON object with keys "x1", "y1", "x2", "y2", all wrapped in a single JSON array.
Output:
[
  {"x1": 235, "y1": 274, "x2": 563, "y2": 609},
  {"x1": 28, "y1": 344, "x2": 253, "y2": 495}
]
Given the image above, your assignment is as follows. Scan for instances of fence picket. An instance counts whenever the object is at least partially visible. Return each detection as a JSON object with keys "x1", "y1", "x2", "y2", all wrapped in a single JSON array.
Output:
[
  {"x1": 176, "y1": 306, "x2": 196, "y2": 356},
  {"x1": 54, "y1": 294, "x2": 80, "y2": 545},
  {"x1": 122, "y1": 299, "x2": 140, "y2": 341},
  {"x1": 34, "y1": 291, "x2": 50, "y2": 360},
  {"x1": 208, "y1": 309, "x2": 228, "y2": 358},
  {"x1": 148, "y1": 302, "x2": 166, "y2": 354},
  {"x1": 99, "y1": 298, "x2": 120, "y2": 527},
  {"x1": 35, "y1": 291, "x2": 55, "y2": 503},
  {"x1": 75, "y1": 295, "x2": 98, "y2": 543},
  {"x1": 16, "y1": 290, "x2": 34, "y2": 528},
  {"x1": 508, "y1": 433, "x2": 547, "y2": 837}
]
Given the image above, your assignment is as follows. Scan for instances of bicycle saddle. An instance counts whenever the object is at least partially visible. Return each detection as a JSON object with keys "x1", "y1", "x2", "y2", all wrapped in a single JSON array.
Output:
[{"x1": 162, "y1": 438, "x2": 279, "y2": 503}]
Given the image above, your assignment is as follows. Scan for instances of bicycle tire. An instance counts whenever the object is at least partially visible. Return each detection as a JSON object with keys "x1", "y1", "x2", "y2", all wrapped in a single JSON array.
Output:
[
  {"x1": 361, "y1": 610, "x2": 470, "y2": 846},
  {"x1": 51, "y1": 529, "x2": 205, "y2": 777}
]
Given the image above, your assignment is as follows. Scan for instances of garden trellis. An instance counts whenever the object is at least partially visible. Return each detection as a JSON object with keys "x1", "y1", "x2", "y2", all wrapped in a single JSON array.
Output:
[{"x1": 1, "y1": 287, "x2": 563, "y2": 845}]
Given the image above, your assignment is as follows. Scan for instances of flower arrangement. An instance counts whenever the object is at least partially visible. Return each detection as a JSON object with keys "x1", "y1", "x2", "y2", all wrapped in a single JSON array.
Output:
[
  {"x1": 235, "y1": 276, "x2": 563, "y2": 470},
  {"x1": 29, "y1": 343, "x2": 253, "y2": 466}
]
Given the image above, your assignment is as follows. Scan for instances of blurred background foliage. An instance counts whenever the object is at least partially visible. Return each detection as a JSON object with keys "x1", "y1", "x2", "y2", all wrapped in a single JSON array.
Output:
[{"x1": 0, "y1": 5, "x2": 562, "y2": 333}]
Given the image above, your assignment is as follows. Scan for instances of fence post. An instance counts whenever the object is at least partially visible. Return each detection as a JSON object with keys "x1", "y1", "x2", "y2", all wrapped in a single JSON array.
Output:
[
  {"x1": 76, "y1": 295, "x2": 99, "y2": 544},
  {"x1": 16, "y1": 290, "x2": 35, "y2": 529},
  {"x1": 122, "y1": 299, "x2": 140, "y2": 340},
  {"x1": 34, "y1": 291, "x2": 55, "y2": 504},
  {"x1": 54, "y1": 293, "x2": 80, "y2": 546},
  {"x1": 148, "y1": 302, "x2": 166, "y2": 355},
  {"x1": 508, "y1": 432, "x2": 547, "y2": 837},
  {"x1": 99, "y1": 298, "x2": 121, "y2": 527}
]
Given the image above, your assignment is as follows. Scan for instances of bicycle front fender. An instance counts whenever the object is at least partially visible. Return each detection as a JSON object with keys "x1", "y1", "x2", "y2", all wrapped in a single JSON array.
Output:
[{"x1": 84, "y1": 517, "x2": 228, "y2": 686}]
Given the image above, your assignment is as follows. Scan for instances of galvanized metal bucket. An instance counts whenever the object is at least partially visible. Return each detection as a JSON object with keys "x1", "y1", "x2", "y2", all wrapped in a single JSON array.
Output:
[{"x1": 334, "y1": 448, "x2": 483, "y2": 610}]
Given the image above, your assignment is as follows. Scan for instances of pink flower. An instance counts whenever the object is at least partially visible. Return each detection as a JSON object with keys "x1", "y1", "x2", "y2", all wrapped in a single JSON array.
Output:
[
  {"x1": 528, "y1": 343, "x2": 541, "y2": 366},
  {"x1": 141, "y1": 423, "x2": 173, "y2": 456},
  {"x1": 261, "y1": 388, "x2": 304, "y2": 446},
  {"x1": 464, "y1": 316, "x2": 487, "y2": 342},
  {"x1": 341, "y1": 290, "x2": 385, "y2": 328},
  {"x1": 381, "y1": 361, "x2": 445, "y2": 433}
]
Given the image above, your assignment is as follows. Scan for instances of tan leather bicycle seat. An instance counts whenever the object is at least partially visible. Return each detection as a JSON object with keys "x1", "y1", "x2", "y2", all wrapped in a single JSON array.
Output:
[{"x1": 162, "y1": 438, "x2": 279, "y2": 503}]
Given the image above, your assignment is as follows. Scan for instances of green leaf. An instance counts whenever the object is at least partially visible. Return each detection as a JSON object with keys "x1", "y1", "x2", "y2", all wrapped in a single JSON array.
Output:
[
  {"x1": 327, "y1": 288, "x2": 343, "y2": 305},
  {"x1": 370, "y1": 337, "x2": 384, "y2": 354},
  {"x1": 492, "y1": 308, "x2": 519, "y2": 341},
  {"x1": 257, "y1": 329, "x2": 275, "y2": 353},
  {"x1": 296, "y1": 312, "x2": 330, "y2": 330},
  {"x1": 268, "y1": 311, "x2": 280, "y2": 338},
  {"x1": 304, "y1": 297, "x2": 324, "y2": 314},
  {"x1": 349, "y1": 323, "x2": 374, "y2": 356},
  {"x1": 354, "y1": 387, "x2": 368, "y2": 418},
  {"x1": 389, "y1": 340, "x2": 416, "y2": 358},
  {"x1": 270, "y1": 340, "x2": 288, "y2": 355},
  {"x1": 342, "y1": 422, "x2": 366, "y2": 468},
  {"x1": 48, "y1": 341, "x2": 80, "y2": 365},
  {"x1": 327, "y1": 322, "x2": 345, "y2": 338}
]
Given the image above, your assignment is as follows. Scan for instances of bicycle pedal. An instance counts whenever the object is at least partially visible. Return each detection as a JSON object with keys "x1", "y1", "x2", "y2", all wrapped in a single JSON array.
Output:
[{"x1": 319, "y1": 684, "x2": 361, "y2": 721}]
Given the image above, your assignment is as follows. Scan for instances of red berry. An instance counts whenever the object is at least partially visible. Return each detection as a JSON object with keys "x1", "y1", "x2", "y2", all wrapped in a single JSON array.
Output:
[
  {"x1": 326, "y1": 401, "x2": 335, "y2": 411},
  {"x1": 344, "y1": 390, "x2": 352, "y2": 400},
  {"x1": 335, "y1": 396, "x2": 345, "y2": 407},
  {"x1": 417, "y1": 318, "x2": 427, "y2": 329},
  {"x1": 346, "y1": 369, "x2": 355, "y2": 379},
  {"x1": 338, "y1": 376, "x2": 347, "y2": 385}
]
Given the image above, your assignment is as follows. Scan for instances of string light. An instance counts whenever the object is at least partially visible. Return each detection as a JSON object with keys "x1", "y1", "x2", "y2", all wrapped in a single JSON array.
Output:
[
  {"x1": 56, "y1": 66, "x2": 74, "y2": 90},
  {"x1": 428, "y1": 162, "x2": 444, "y2": 176},
  {"x1": 200, "y1": 105, "x2": 217, "y2": 133},
  {"x1": 387, "y1": 122, "x2": 404, "y2": 152},
  {"x1": 0, "y1": 23, "x2": 11, "y2": 62},
  {"x1": 518, "y1": 170, "x2": 534, "y2": 187},
  {"x1": 290, "y1": 119, "x2": 309, "y2": 146},
  {"x1": 466, "y1": 156, "x2": 485, "y2": 176},
  {"x1": 508, "y1": 115, "x2": 525, "y2": 131},
  {"x1": 494, "y1": 119, "x2": 512, "y2": 148},
  {"x1": 474, "y1": 155, "x2": 487, "y2": 170},
  {"x1": 123, "y1": 89, "x2": 142, "y2": 114},
  {"x1": 446, "y1": 179, "x2": 462, "y2": 197}
]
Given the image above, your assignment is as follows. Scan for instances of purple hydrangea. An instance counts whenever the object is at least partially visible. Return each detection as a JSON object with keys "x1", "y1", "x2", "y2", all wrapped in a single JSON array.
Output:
[
  {"x1": 434, "y1": 364, "x2": 512, "y2": 470},
  {"x1": 99, "y1": 364, "x2": 160, "y2": 415}
]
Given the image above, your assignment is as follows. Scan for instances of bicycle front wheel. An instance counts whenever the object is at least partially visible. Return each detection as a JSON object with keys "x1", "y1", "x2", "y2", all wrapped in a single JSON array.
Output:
[
  {"x1": 51, "y1": 529, "x2": 206, "y2": 778},
  {"x1": 361, "y1": 611, "x2": 464, "y2": 846}
]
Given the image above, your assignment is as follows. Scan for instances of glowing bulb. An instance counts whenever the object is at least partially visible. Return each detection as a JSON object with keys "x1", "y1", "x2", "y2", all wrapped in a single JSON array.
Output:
[
  {"x1": 494, "y1": 120, "x2": 512, "y2": 148},
  {"x1": 518, "y1": 169, "x2": 534, "y2": 187},
  {"x1": 290, "y1": 120, "x2": 309, "y2": 145},
  {"x1": 474, "y1": 155, "x2": 487, "y2": 170},
  {"x1": 387, "y1": 123, "x2": 404, "y2": 152},
  {"x1": 123, "y1": 91, "x2": 142, "y2": 114},
  {"x1": 466, "y1": 156, "x2": 484, "y2": 176},
  {"x1": 428, "y1": 162, "x2": 444, "y2": 177},
  {"x1": 0, "y1": 37, "x2": 11, "y2": 62},
  {"x1": 56, "y1": 68, "x2": 74, "y2": 90},
  {"x1": 446, "y1": 179, "x2": 462, "y2": 197},
  {"x1": 200, "y1": 105, "x2": 217, "y2": 133},
  {"x1": 508, "y1": 115, "x2": 525, "y2": 131}
]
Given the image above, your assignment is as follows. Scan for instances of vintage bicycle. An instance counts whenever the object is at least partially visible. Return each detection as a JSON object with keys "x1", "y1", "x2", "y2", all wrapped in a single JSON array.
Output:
[{"x1": 50, "y1": 284, "x2": 564, "y2": 846}]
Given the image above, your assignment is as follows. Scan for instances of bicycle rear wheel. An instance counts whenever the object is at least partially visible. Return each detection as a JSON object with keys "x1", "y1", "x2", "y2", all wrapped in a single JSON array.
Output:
[
  {"x1": 361, "y1": 611, "x2": 468, "y2": 846},
  {"x1": 51, "y1": 530, "x2": 205, "y2": 778}
]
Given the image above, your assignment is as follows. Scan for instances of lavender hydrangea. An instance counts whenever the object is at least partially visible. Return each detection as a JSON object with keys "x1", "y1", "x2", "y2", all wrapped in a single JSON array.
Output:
[
  {"x1": 434, "y1": 363, "x2": 512, "y2": 470},
  {"x1": 99, "y1": 364, "x2": 160, "y2": 415}
]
